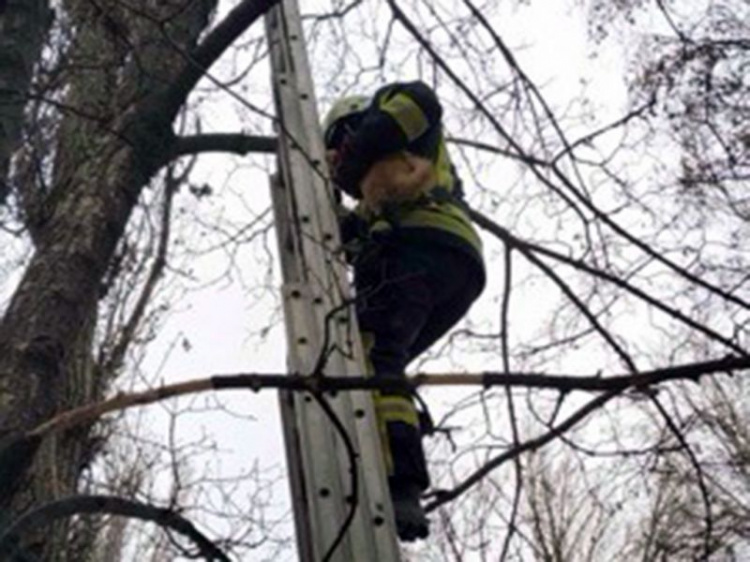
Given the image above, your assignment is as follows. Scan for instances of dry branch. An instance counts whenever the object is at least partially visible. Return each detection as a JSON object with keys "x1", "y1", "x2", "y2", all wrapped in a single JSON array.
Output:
[
  {"x1": 0, "y1": 495, "x2": 230, "y2": 562},
  {"x1": 171, "y1": 133, "x2": 277, "y2": 158},
  {"x1": 26, "y1": 354, "x2": 750, "y2": 440}
]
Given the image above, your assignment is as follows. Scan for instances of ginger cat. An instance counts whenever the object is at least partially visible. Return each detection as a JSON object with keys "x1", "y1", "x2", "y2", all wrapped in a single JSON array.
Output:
[
  {"x1": 328, "y1": 150, "x2": 436, "y2": 214},
  {"x1": 359, "y1": 152, "x2": 436, "y2": 213}
]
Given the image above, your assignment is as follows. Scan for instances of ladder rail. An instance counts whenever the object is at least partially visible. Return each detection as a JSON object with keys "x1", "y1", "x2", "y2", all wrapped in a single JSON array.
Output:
[{"x1": 265, "y1": 2, "x2": 402, "y2": 560}]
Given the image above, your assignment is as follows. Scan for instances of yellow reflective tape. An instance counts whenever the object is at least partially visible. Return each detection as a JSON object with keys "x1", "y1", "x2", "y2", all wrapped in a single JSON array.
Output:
[
  {"x1": 374, "y1": 395, "x2": 420, "y2": 427},
  {"x1": 380, "y1": 93, "x2": 429, "y2": 141},
  {"x1": 400, "y1": 204, "x2": 483, "y2": 255},
  {"x1": 378, "y1": 415, "x2": 394, "y2": 476},
  {"x1": 435, "y1": 141, "x2": 453, "y2": 189},
  {"x1": 374, "y1": 395, "x2": 418, "y2": 475},
  {"x1": 370, "y1": 219, "x2": 392, "y2": 233}
]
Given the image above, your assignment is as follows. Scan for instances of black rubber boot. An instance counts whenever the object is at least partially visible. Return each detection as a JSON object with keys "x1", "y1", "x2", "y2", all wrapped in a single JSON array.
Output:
[{"x1": 391, "y1": 484, "x2": 429, "y2": 541}]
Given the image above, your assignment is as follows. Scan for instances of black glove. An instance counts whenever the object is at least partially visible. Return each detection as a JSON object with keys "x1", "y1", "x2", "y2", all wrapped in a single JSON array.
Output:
[
  {"x1": 338, "y1": 211, "x2": 369, "y2": 264},
  {"x1": 339, "y1": 211, "x2": 367, "y2": 245}
]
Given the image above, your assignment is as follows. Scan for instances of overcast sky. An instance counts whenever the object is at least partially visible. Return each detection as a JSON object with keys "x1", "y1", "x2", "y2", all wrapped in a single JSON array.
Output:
[{"x1": 120, "y1": 2, "x2": 641, "y2": 560}]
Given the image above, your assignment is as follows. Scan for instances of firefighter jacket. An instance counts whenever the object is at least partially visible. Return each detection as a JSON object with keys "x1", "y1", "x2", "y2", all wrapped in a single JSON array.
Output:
[{"x1": 333, "y1": 81, "x2": 485, "y2": 269}]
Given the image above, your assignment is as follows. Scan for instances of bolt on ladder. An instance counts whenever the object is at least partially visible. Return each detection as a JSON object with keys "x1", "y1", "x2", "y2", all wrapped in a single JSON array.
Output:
[{"x1": 265, "y1": 2, "x2": 402, "y2": 561}]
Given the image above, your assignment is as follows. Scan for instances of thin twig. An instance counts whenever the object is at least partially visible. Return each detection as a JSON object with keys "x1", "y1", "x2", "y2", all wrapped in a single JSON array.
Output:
[
  {"x1": 500, "y1": 244, "x2": 523, "y2": 561},
  {"x1": 649, "y1": 395, "x2": 713, "y2": 560},
  {"x1": 425, "y1": 390, "x2": 621, "y2": 512},
  {"x1": 469, "y1": 207, "x2": 747, "y2": 357},
  {"x1": 385, "y1": 0, "x2": 750, "y2": 314}
]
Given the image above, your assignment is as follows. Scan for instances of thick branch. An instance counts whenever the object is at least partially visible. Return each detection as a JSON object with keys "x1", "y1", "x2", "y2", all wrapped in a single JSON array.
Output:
[
  {"x1": 0, "y1": 355, "x2": 745, "y2": 503},
  {"x1": 166, "y1": 0, "x2": 281, "y2": 113},
  {"x1": 101, "y1": 165, "x2": 182, "y2": 374},
  {"x1": 26, "y1": 354, "x2": 750, "y2": 440},
  {"x1": 0, "y1": 495, "x2": 230, "y2": 562},
  {"x1": 171, "y1": 133, "x2": 277, "y2": 159}
]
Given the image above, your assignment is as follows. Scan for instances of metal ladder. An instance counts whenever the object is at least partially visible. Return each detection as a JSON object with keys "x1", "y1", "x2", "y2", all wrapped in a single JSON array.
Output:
[{"x1": 265, "y1": 2, "x2": 402, "y2": 560}]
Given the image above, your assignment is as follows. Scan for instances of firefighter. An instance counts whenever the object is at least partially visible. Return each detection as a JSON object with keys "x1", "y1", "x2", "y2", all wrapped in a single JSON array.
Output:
[{"x1": 323, "y1": 81, "x2": 485, "y2": 541}]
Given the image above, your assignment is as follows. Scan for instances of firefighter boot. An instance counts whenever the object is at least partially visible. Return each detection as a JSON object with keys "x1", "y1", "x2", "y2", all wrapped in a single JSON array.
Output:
[
  {"x1": 391, "y1": 482, "x2": 429, "y2": 541},
  {"x1": 373, "y1": 392, "x2": 430, "y2": 541}
]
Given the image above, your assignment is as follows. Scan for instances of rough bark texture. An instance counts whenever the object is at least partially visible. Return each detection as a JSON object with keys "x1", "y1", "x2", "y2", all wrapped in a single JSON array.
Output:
[
  {"x1": 0, "y1": 0, "x2": 219, "y2": 559},
  {"x1": 0, "y1": 0, "x2": 52, "y2": 202}
]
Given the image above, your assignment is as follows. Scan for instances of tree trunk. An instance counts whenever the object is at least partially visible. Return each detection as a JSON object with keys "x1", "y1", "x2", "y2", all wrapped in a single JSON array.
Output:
[{"x1": 0, "y1": 1, "x2": 218, "y2": 558}]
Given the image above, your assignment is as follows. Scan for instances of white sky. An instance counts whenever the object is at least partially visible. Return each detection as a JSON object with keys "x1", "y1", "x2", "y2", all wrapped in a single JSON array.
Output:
[
  {"x1": 0, "y1": 1, "x2": 681, "y2": 560},
  {"x1": 126, "y1": 1, "x2": 639, "y2": 560}
]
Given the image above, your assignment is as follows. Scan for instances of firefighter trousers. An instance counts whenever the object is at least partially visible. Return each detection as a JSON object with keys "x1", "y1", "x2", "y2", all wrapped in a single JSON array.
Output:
[{"x1": 355, "y1": 236, "x2": 484, "y2": 492}]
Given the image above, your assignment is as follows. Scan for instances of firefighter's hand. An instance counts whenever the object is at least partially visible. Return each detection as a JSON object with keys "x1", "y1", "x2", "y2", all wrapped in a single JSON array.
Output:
[{"x1": 360, "y1": 152, "x2": 436, "y2": 213}]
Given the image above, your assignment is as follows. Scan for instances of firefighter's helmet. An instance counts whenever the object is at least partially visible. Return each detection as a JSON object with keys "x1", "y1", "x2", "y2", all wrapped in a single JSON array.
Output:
[{"x1": 322, "y1": 94, "x2": 370, "y2": 149}]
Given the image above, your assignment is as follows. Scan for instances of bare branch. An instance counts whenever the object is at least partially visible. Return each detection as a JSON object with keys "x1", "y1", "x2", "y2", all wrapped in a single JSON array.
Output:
[
  {"x1": 649, "y1": 396, "x2": 713, "y2": 560},
  {"x1": 311, "y1": 393, "x2": 358, "y2": 562},
  {"x1": 101, "y1": 164, "x2": 182, "y2": 374},
  {"x1": 22, "y1": 354, "x2": 750, "y2": 441},
  {"x1": 468, "y1": 207, "x2": 747, "y2": 356},
  {"x1": 386, "y1": 0, "x2": 750, "y2": 313},
  {"x1": 170, "y1": 133, "x2": 277, "y2": 159},
  {"x1": 425, "y1": 390, "x2": 621, "y2": 512},
  {"x1": 165, "y1": 0, "x2": 281, "y2": 115},
  {"x1": 0, "y1": 495, "x2": 230, "y2": 562}
]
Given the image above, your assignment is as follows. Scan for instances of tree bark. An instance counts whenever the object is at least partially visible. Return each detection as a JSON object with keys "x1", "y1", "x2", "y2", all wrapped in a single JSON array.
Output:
[
  {"x1": 0, "y1": 0, "x2": 220, "y2": 558},
  {"x1": 0, "y1": 0, "x2": 280, "y2": 557}
]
